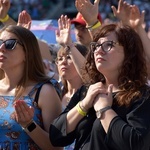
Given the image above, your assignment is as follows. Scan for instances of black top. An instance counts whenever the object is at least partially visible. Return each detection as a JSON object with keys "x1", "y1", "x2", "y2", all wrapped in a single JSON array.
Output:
[{"x1": 50, "y1": 85, "x2": 150, "y2": 150}]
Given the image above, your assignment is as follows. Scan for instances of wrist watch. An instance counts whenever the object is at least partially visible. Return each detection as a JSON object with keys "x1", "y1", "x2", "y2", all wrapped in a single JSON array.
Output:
[
  {"x1": 22, "y1": 120, "x2": 37, "y2": 132},
  {"x1": 96, "y1": 106, "x2": 111, "y2": 119}
]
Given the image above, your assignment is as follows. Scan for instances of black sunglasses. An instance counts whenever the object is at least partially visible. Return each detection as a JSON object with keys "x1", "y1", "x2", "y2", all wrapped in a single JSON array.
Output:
[{"x1": 0, "y1": 39, "x2": 23, "y2": 50}]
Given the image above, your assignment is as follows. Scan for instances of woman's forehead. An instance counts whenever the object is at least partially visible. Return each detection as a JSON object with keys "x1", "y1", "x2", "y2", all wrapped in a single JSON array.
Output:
[
  {"x1": 98, "y1": 32, "x2": 117, "y2": 42},
  {"x1": 57, "y1": 49, "x2": 69, "y2": 56}
]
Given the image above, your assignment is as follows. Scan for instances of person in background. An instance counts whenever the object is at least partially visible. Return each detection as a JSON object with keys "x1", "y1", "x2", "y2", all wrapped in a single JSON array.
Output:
[
  {"x1": 0, "y1": 25, "x2": 62, "y2": 150},
  {"x1": 55, "y1": 14, "x2": 88, "y2": 150},
  {"x1": 71, "y1": 0, "x2": 102, "y2": 48},
  {"x1": 55, "y1": 0, "x2": 103, "y2": 82},
  {"x1": 71, "y1": 12, "x2": 93, "y2": 48},
  {"x1": 49, "y1": 1, "x2": 150, "y2": 150},
  {"x1": 56, "y1": 43, "x2": 88, "y2": 110},
  {"x1": 56, "y1": 14, "x2": 88, "y2": 81}
]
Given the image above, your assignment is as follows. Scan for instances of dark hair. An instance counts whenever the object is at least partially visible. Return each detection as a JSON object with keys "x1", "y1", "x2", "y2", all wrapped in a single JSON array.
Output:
[
  {"x1": 0, "y1": 25, "x2": 50, "y2": 99},
  {"x1": 83, "y1": 23, "x2": 148, "y2": 106}
]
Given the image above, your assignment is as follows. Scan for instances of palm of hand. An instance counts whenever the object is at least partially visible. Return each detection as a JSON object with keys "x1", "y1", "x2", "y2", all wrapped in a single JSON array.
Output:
[
  {"x1": 129, "y1": 19, "x2": 141, "y2": 28},
  {"x1": 18, "y1": 23, "x2": 30, "y2": 29},
  {"x1": 56, "y1": 29, "x2": 69, "y2": 45},
  {"x1": 129, "y1": 11, "x2": 143, "y2": 28},
  {"x1": 0, "y1": 3, "x2": 10, "y2": 17}
]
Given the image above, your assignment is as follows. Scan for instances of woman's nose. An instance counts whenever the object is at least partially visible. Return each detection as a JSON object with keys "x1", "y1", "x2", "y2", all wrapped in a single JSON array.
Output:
[
  {"x1": 0, "y1": 43, "x2": 6, "y2": 52},
  {"x1": 95, "y1": 46, "x2": 106, "y2": 54}
]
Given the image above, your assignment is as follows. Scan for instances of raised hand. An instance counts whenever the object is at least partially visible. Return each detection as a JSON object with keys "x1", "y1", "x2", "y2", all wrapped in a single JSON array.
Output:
[
  {"x1": 111, "y1": 0, "x2": 145, "y2": 30},
  {"x1": 75, "y1": 0, "x2": 100, "y2": 26},
  {"x1": 55, "y1": 15, "x2": 72, "y2": 46},
  {"x1": 129, "y1": 5, "x2": 145, "y2": 30},
  {"x1": 0, "y1": 0, "x2": 10, "y2": 19},
  {"x1": 111, "y1": 0, "x2": 131, "y2": 25},
  {"x1": 17, "y1": 10, "x2": 32, "y2": 30}
]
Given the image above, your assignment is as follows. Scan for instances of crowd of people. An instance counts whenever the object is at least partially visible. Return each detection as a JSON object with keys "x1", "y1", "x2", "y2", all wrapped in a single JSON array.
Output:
[
  {"x1": 9, "y1": 0, "x2": 150, "y2": 28},
  {"x1": 0, "y1": 0, "x2": 150, "y2": 150}
]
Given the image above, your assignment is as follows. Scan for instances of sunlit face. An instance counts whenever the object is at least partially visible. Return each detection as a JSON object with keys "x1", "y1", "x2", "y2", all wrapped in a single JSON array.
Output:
[
  {"x1": 93, "y1": 32, "x2": 124, "y2": 74},
  {"x1": 74, "y1": 24, "x2": 92, "y2": 47},
  {"x1": 0, "y1": 31, "x2": 25, "y2": 71},
  {"x1": 56, "y1": 54, "x2": 79, "y2": 80}
]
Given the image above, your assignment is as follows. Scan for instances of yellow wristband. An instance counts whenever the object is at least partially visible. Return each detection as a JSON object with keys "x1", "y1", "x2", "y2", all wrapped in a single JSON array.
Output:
[
  {"x1": 0, "y1": 14, "x2": 9, "y2": 22},
  {"x1": 92, "y1": 21, "x2": 101, "y2": 30},
  {"x1": 86, "y1": 20, "x2": 101, "y2": 31},
  {"x1": 76, "y1": 102, "x2": 87, "y2": 116}
]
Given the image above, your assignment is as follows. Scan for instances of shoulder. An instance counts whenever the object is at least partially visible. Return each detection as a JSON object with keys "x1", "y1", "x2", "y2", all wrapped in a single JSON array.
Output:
[
  {"x1": 38, "y1": 81, "x2": 62, "y2": 110},
  {"x1": 39, "y1": 80, "x2": 61, "y2": 99},
  {"x1": 38, "y1": 79, "x2": 61, "y2": 98}
]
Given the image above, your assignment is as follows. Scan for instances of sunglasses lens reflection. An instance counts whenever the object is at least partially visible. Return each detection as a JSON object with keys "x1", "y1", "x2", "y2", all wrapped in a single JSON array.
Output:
[{"x1": 5, "y1": 40, "x2": 17, "y2": 50}]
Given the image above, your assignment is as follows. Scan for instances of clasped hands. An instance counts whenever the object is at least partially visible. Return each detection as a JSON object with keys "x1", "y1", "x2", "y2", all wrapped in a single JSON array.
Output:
[{"x1": 81, "y1": 82, "x2": 113, "y2": 112}]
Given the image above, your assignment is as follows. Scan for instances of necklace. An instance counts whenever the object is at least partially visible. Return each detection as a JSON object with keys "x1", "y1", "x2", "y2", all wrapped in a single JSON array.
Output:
[
  {"x1": 64, "y1": 93, "x2": 74, "y2": 103},
  {"x1": 66, "y1": 96, "x2": 71, "y2": 103}
]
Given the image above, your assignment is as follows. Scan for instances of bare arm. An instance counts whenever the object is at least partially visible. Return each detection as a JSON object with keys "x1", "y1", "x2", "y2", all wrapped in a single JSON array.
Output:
[
  {"x1": 56, "y1": 15, "x2": 86, "y2": 78},
  {"x1": 0, "y1": 0, "x2": 16, "y2": 26},
  {"x1": 129, "y1": 6, "x2": 150, "y2": 62},
  {"x1": 0, "y1": 0, "x2": 31, "y2": 28},
  {"x1": 14, "y1": 84, "x2": 63, "y2": 150},
  {"x1": 66, "y1": 82, "x2": 106, "y2": 133}
]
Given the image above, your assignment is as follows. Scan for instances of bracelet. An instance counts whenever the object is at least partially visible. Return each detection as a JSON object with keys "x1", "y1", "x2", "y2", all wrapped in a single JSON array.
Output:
[
  {"x1": 65, "y1": 43, "x2": 75, "y2": 52},
  {"x1": 76, "y1": 102, "x2": 87, "y2": 116},
  {"x1": 79, "y1": 101, "x2": 88, "y2": 112},
  {"x1": 86, "y1": 20, "x2": 101, "y2": 31},
  {"x1": 0, "y1": 14, "x2": 9, "y2": 22}
]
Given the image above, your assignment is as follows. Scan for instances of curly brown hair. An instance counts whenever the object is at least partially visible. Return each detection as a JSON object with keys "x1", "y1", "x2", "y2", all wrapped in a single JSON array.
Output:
[{"x1": 82, "y1": 23, "x2": 148, "y2": 106}]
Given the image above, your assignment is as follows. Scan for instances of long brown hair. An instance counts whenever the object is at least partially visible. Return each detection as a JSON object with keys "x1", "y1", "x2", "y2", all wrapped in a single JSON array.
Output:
[
  {"x1": 0, "y1": 25, "x2": 50, "y2": 99},
  {"x1": 83, "y1": 23, "x2": 148, "y2": 106}
]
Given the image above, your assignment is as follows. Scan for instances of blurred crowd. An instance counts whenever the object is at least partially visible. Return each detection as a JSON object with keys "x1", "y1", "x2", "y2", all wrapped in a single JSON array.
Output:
[
  {"x1": 9, "y1": 0, "x2": 57, "y2": 20},
  {"x1": 9, "y1": 0, "x2": 150, "y2": 29}
]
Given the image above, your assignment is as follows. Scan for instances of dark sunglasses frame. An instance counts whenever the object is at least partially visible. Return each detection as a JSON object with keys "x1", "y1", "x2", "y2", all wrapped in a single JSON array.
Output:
[{"x1": 0, "y1": 39, "x2": 23, "y2": 50}]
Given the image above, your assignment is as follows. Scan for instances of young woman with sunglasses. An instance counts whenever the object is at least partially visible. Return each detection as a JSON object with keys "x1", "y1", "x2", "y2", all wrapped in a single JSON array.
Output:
[
  {"x1": 49, "y1": 0, "x2": 150, "y2": 148},
  {"x1": 0, "y1": 25, "x2": 63, "y2": 150}
]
